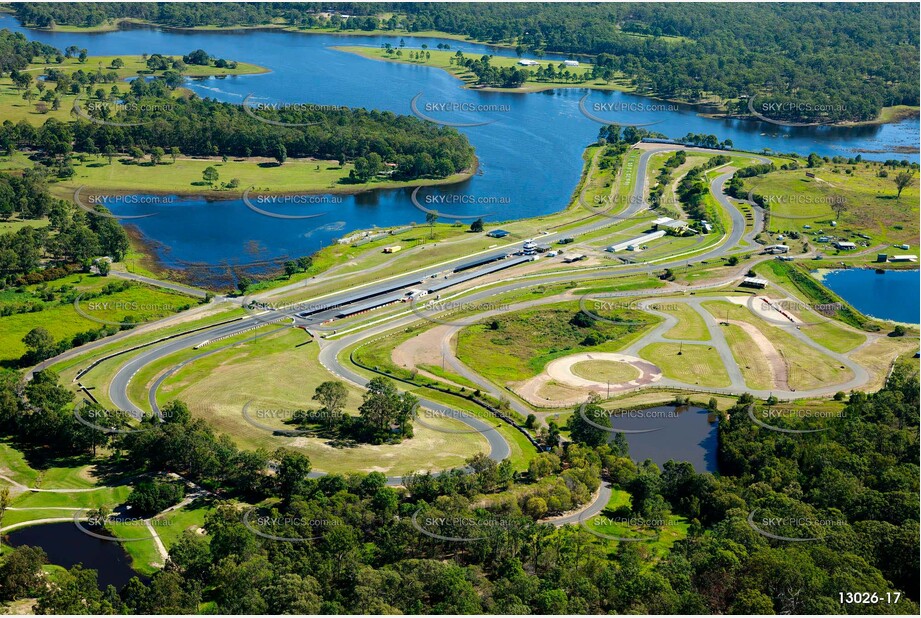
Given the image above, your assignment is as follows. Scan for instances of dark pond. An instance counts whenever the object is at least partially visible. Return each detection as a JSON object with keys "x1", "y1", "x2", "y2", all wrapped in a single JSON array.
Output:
[
  {"x1": 5, "y1": 521, "x2": 143, "y2": 590},
  {"x1": 610, "y1": 405, "x2": 718, "y2": 473}
]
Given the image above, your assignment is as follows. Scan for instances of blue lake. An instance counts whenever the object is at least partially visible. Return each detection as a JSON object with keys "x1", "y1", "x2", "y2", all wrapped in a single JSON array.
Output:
[
  {"x1": 822, "y1": 268, "x2": 921, "y2": 324},
  {"x1": 2, "y1": 14, "x2": 918, "y2": 270}
]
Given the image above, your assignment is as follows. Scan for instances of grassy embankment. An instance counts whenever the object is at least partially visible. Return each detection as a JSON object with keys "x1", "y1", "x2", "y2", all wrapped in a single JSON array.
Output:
[
  {"x1": 149, "y1": 327, "x2": 492, "y2": 476},
  {"x1": 0, "y1": 272, "x2": 198, "y2": 366},
  {"x1": 333, "y1": 45, "x2": 631, "y2": 94},
  {"x1": 455, "y1": 300, "x2": 660, "y2": 386}
]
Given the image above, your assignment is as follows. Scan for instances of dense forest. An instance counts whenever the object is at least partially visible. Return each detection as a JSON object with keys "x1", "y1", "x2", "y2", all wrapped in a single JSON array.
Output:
[
  {"x1": 0, "y1": 28, "x2": 56, "y2": 72},
  {"x1": 11, "y1": 2, "x2": 920, "y2": 122},
  {"x1": 0, "y1": 169, "x2": 130, "y2": 282},
  {"x1": 0, "y1": 361, "x2": 916, "y2": 613},
  {"x1": 0, "y1": 69, "x2": 474, "y2": 181}
]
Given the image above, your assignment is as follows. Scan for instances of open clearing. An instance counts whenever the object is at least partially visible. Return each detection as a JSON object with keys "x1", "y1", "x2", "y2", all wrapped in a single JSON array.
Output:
[
  {"x1": 570, "y1": 360, "x2": 641, "y2": 383},
  {"x1": 638, "y1": 342, "x2": 731, "y2": 388},
  {"x1": 657, "y1": 302, "x2": 711, "y2": 341},
  {"x1": 158, "y1": 328, "x2": 489, "y2": 475},
  {"x1": 701, "y1": 300, "x2": 853, "y2": 391},
  {"x1": 455, "y1": 301, "x2": 659, "y2": 386},
  {"x1": 745, "y1": 161, "x2": 919, "y2": 248}
]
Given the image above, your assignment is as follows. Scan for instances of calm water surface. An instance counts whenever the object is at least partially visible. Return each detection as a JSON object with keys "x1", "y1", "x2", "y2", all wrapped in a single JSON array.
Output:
[
  {"x1": 822, "y1": 268, "x2": 920, "y2": 324},
  {"x1": 612, "y1": 405, "x2": 718, "y2": 473},
  {"x1": 2, "y1": 14, "x2": 917, "y2": 269},
  {"x1": 6, "y1": 522, "x2": 143, "y2": 590}
]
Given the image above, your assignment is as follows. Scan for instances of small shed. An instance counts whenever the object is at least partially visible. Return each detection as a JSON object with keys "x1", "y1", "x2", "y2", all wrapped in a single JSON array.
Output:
[{"x1": 740, "y1": 277, "x2": 769, "y2": 289}]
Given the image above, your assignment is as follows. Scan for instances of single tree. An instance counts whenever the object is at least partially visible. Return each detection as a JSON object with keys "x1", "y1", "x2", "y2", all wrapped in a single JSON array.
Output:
[
  {"x1": 894, "y1": 171, "x2": 915, "y2": 199},
  {"x1": 312, "y1": 381, "x2": 348, "y2": 427},
  {"x1": 426, "y1": 211, "x2": 438, "y2": 239},
  {"x1": 203, "y1": 166, "x2": 219, "y2": 186}
]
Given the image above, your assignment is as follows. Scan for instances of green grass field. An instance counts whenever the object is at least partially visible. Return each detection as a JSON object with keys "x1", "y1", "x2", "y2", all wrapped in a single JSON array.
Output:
[
  {"x1": 335, "y1": 46, "x2": 631, "y2": 94},
  {"x1": 637, "y1": 342, "x2": 731, "y2": 387},
  {"x1": 657, "y1": 302, "x2": 711, "y2": 341},
  {"x1": 0, "y1": 273, "x2": 195, "y2": 364},
  {"x1": 799, "y1": 320, "x2": 866, "y2": 353},
  {"x1": 455, "y1": 301, "x2": 660, "y2": 385},
  {"x1": 156, "y1": 327, "x2": 491, "y2": 475},
  {"x1": 701, "y1": 300, "x2": 853, "y2": 391},
  {"x1": 570, "y1": 360, "x2": 640, "y2": 383},
  {"x1": 745, "y1": 161, "x2": 919, "y2": 248},
  {"x1": 51, "y1": 154, "x2": 472, "y2": 198},
  {"x1": 583, "y1": 489, "x2": 689, "y2": 561},
  {"x1": 720, "y1": 323, "x2": 774, "y2": 390}
]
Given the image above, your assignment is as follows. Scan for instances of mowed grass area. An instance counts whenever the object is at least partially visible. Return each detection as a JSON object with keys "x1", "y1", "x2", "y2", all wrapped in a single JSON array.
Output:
[
  {"x1": 851, "y1": 337, "x2": 920, "y2": 393},
  {"x1": 0, "y1": 442, "x2": 99, "y2": 490},
  {"x1": 0, "y1": 272, "x2": 196, "y2": 364},
  {"x1": 0, "y1": 442, "x2": 136, "y2": 534},
  {"x1": 158, "y1": 328, "x2": 490, "y2": 475},
  {"x1": 637, "y1": 342, "x2": 731, "y2": 388},
  {"x1": 114, "y1": 501, "x2": 212, "y2": 575},
  {"x1": 799, "y1": 320, "x2": 866, "y2": 353},
  {"x1": 701, "y1": 300, "x2": 853, "y2": 391},
  {"x1": 0, "y1": 55, "x2": 266, "y2": 125},
  {"x1": 9, "y1": 486, "x2": 131, "y2": 511},
  {"x1": 657, "y1": 302, "x2": 710, "y2": 341},
  {"x1": 744, "y1": 161, "x2": 920, "y2": 248},
  {"x1": 51, "y1": 154, "x2": 472, "y2": 197},
  {"x1": 584, "y1": 489, "x2": 689, "y2": 562},
  {"x1": 571, "y1": 360, "x2": 640, "y2": 383},
  {"x1": 335, "y1": 46, "x2": 634, "y2": 94},
  {"x1": 346, "y1": 326, "x2": 538, "y2": 472},
  {"x1": 455, "y1": 301, "x2": 660, "y2": 386},
  {"x1": 720, "y1": 324, "x2": 774, "y2": 390}
]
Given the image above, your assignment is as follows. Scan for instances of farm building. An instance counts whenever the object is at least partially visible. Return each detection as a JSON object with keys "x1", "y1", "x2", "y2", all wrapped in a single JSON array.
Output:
[{"x1": 833, "y1": 241, "x2": 857, "y2": 250}]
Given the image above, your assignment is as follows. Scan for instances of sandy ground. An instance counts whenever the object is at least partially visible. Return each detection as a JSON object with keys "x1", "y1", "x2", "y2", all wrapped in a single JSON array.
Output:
[
  {"x1": 729, "y1": 319, "x2": 789, "y2": 390},
  {"x1": 727, "y1": 295, "x2": 804, "y2": 325},
  {"x1": 515, "y1": 352, "x2": 663, "y2": 406},
  {"x1": 391, "y1": 324, "x2": 469, "y2": 388}
]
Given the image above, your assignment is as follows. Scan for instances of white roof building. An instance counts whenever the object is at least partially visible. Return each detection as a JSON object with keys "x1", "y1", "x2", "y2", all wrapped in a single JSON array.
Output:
[
  {"x1": 563, "y1": 60, "x2": 580, "y2": 67},
  {"x1": 608, "y1": 230, "x2": 666, "y2": 252},
  {"x1": 518, "y1": 59, "x2": 539, "y2": 66}
]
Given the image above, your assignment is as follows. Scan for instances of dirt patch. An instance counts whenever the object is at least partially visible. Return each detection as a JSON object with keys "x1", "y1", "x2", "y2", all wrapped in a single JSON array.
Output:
[{"x1": 730, "y1": 319, "x2": 789, "y2": 390}]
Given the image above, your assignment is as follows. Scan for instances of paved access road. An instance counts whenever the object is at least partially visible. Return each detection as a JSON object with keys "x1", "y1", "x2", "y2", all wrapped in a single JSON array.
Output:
[{"x1": 86, "y1": 145, "x2": 778, "y2": 497}]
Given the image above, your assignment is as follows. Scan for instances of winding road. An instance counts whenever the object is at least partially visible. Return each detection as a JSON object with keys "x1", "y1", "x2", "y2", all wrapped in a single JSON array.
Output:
[{"x1": 48, "y1": 143, "x2": 870, "y2": 525}]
